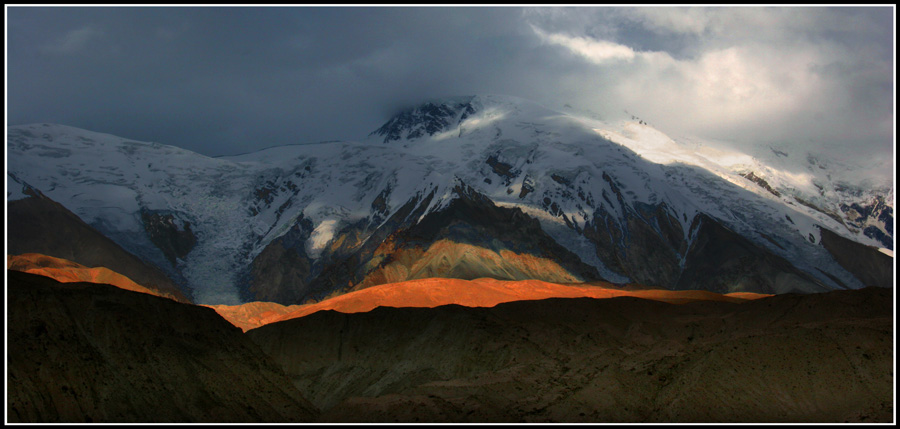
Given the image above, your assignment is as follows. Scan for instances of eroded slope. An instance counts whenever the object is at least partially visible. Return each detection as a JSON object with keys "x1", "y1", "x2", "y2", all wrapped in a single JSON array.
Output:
[
  {"x1": 6, "y1": 270, "x2": 318, "y2": 423},
  {"x1": 248, "y1": 287, "x2": 893, "y2": 423}
]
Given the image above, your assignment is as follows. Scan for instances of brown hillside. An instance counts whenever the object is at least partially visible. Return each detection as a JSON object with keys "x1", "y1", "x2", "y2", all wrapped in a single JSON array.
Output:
[
  {"x1": 6, "y1": 270, "x2": 318, "y2": 423},
  {"x1": 248, "y1": 287, "x2": 893, "y2": 423},
  {"x1": 8, "y1": 253, "x2": 179, "y2": 301}
]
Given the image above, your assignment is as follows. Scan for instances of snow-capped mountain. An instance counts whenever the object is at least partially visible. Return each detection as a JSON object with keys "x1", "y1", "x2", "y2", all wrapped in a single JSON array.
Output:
[{"x1": 6, "y1": 95, "x2": 894, "y2": 305}]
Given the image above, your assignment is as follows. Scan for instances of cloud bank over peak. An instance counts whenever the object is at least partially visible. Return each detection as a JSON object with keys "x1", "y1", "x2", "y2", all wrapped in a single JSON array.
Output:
[
  {"x1": 524, "y1": 7, "x2": 893, "y2": 178},
  {"x1": 7, "y1": 6, "x2": 894, "y2": 181}
]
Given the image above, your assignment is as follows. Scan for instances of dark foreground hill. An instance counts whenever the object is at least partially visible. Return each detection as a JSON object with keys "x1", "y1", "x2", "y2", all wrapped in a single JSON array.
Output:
[
  {"x1": 6, "y1": 270, "x2": 317, "y2": 423},
  {"x1": 248, "y1": 286, "x2": 894, "y2": 423},
  {"x1": 6, "y1": 267, "x2": 893, "y2": 423}
]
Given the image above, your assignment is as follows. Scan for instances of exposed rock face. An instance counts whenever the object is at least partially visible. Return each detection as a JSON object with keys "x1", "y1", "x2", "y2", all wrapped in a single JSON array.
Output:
[
  {"x1": 793, "y1": 195, "x2": 848, "y2": 229},
  {"x1": 371, "y1": 97, "x2": 476, "y2": 143},
  {"x1": 140, "y1": 210, "x2": 197, "y2": 266},
  {"x1": 247, "y1": 287, "x2": 893, "y2": 423},
  {"x1": 244, "y1": 217, "x2": 315, "y2": 304},
  {"x1": 6, "y1": 270, "x2": 318, "y2": 423},
  {"x1": 675, "y1": 214, "x2": 829, "y2": 294},
  {"x1": 246, "y1": 176, "x2": 856, "y2": 305},
  {"x1": 356, "y1": 183, "x2": 600, "y2": 287},
  {"x1": 840, "y1": 195, "x2": 894, "y2": 249},
  {"x1": 7, "y1": 188, "x2": 190, "y2": 303},
  {"x1": 353, "y1": 240, "x2": 586, "y2": 290},
  {"x1": 485, "y1": 154, "x2": 518, "y2": 185},
  {"x1": 306, "y1": 191, "x2": 440, "y2": 301},
  {"x1": 740, "y1": 171, "x2": 781, "y2": 197},
  {"x1": 246, "y1": 190, "x2": 437, "y2": 304},
  {"x1": 583, "y1": 200, "x2": 686, "y2": 288},
  {"x1": 582, "y1": 195, "x2": 829, "y2": 294},
  {"x1": 817, "y1": 226, "x2": 893, "y2": 288},
  {"x1": 247, "y1": 183, "x2": 603, "y2": 305}
]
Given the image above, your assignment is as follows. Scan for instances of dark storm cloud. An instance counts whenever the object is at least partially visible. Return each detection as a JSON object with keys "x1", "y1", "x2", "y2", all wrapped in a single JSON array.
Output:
[
  {"x1": 6, "y1": 6, "x2": 895, "y2": 178},
  {"x1": 7, "y1": 7, "x2": 553, "y2": 156}
]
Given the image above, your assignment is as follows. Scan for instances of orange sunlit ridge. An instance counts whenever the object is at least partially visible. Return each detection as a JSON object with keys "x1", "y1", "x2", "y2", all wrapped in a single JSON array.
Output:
[
  {"x1": 214, "y1": 277, "x2": 772, "y2": 331},
  {"x1": 7, "y1": 253, "x2": 772, "y2": 332},
  {"x1": 6, "y1": 253, "x2": 174, "y2": 300}
]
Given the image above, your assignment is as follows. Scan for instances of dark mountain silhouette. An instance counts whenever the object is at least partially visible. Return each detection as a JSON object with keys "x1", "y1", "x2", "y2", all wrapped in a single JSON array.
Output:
[
  {"x1": 248, "y1": 287, "x2": 893, "y2": 423},
  {"x1": 6, "y1": 270, "x2": 318, "y2": 423},
  {"x1": 7, "y1": 185, "x2": 190, "y2": 303}
]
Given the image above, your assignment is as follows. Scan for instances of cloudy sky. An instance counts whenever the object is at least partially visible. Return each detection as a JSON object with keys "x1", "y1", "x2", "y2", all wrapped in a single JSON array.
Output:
[{"x1": 6, "y1": 6, "x2": 895, "y2": 171}]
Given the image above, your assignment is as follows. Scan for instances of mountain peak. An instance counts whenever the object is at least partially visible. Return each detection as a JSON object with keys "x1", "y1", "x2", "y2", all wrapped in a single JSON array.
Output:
[
  {"x1": 368, "y1": 94, "x2": 562, "y2": 144},
  {"x1": 369, "y1": 95, "x2": 478, "y2": 143}
]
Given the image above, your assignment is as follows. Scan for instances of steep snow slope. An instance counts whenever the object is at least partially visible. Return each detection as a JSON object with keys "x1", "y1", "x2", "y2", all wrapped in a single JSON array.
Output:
[
  {"x1": 587, "y1": 117, "x2": 894, "y2": 250},
  {"x1": 6, "y1": 95, "x2": 893, "y2": 304},
  {"x1": 8, "y1": 126, "x2": 260, "y2": 303}
]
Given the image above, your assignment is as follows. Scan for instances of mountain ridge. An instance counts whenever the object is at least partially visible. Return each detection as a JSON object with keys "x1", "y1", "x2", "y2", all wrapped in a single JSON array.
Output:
[{"x1": 7, "y1": 95, "x2": 894, "y2": 304}]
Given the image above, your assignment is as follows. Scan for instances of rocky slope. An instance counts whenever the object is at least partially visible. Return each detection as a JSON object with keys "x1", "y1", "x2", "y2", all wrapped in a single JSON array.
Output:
[
  {"x1": 7, "y1": 253, "x2": 181, "y2": 301},
  {"x1": 6, "y1": 182, "x2": 190, "y2": 303},
  {"x1": 6, "y1": 270, "x2": 318, "y2": 423},
  {"x1": 817, "y1": 226, "x2": 894, "y2": 288},
  {"x1": 247, "y1": 287, "x2": 894, "y2": 423}
]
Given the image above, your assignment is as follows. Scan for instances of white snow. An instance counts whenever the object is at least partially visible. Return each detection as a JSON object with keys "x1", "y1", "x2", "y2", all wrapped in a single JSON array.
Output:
[
  {"x1": 7, "y1": 173, "x2": 29, "y2": 201},
  {"x1": 306, "y1": 219, "x2": 338, "y2": 258},
  {"x1": 7, "y1": 95, "x2": 893, "y2": 303}
]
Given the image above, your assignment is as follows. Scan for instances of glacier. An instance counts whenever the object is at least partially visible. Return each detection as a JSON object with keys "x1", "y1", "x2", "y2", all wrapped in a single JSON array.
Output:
[{"x1": 6, "y1": 95, "x2": 894, "y2": 304}]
